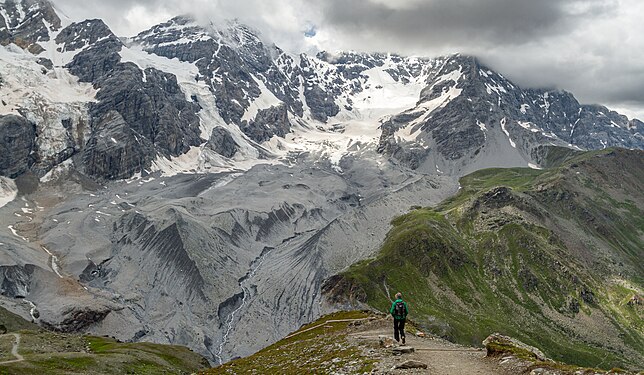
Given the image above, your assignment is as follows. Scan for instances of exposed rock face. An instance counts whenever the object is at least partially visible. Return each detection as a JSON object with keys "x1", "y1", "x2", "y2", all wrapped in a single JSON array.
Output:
[
  {"x1": 377, "y1": 55, "x2": 644, "y2": 175},
  {"x1": 0, "y1": 115, "x2": 36, "y2": 178},
  {"x1": 0, "y1": 264, "x2": 34, "y2": 298},
  {"x1": 241, "y1": 104, "x2": 291, "y2": 143},
  {"x1": 300, "y1": 57, "x2": 340, "y2": 122},
  {"x1": 58, "y1": 19, "x2": 202, "y2": 179},
  {"x1": 82, "y1": 111, "x2": 154, "y2": 180},
  {"x1": 0, "y1": 0, "x2": 61, "y2": 52},
  {"x1": 206, "y1": 127, "x2": 238, "y2": 158},
  {"x1": 132, "y1": 17, "x2": 262, "y2": 125},
  {"x1": 61, "y1": 20, "x2": 123, "y2": 83},
  {"x1": 90, "y1": 64, "x2": 202, "y2": 157},
  {"x1": 40, "y1": 307, "x2": 112, "y2": 333}
]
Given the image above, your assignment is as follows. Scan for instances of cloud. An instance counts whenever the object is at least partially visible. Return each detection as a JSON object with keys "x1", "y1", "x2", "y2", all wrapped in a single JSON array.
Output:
[
  {"x1": 307, "y1": 0, "x2": 617, "y2": 53},
  {"x1": 50, "y1": 0, "x2": 644, "y2": 119}
]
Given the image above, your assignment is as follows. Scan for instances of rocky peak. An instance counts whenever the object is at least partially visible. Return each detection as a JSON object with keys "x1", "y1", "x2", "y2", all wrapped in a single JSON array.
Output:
[
  {"x1": 55, "y1": 19, "x2": 121, "y2": 53},
  {"x1": 0, "y1": 0, "x2": 61, "y2": 52},
  {"x1": 316, "y1": 51, "x2": 388, "y2": 68},
  {"x1": 131, "y1": 15, "x2": 213, "y2": 50}
]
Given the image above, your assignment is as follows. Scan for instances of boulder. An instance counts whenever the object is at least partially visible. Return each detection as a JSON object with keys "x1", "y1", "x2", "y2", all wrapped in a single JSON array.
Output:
[
  {"x1": 394, "y1": 360, "x2": 427, "y2": 369},
  {"x1": 207, "y1": 127, "x2": 239, "y2": 158},
  {"x1": 392, "y1": 346, "x2": 415, "y2": 355},
  {"x1": 483, "y1": 333, "x2": 547, "y2": 361}
]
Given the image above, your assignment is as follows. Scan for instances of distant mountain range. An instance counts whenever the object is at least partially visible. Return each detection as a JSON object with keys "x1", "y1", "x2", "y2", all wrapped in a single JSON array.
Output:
[
  {"x1": 0, "y1": 0, "x2": 642, "y2": 367},
  {"x1": 0, "y1": 0, "x2": 641, "y2": 181}
]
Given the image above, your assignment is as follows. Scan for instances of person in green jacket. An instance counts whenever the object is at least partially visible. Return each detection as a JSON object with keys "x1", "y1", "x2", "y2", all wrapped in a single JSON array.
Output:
[{"x1": 390, "y1": 292, "x2": 408, "y2": 345}]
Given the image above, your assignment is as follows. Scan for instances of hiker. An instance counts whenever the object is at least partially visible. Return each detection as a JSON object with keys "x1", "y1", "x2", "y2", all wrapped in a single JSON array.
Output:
[{"x1": 390, "y1": 292, "x2": 408, "y2": 345}]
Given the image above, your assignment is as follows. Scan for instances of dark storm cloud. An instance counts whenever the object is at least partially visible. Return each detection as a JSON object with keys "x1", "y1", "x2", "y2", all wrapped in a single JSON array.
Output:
[{"x1": 314, "y1": 0, "x2": 614, "y2": 48}]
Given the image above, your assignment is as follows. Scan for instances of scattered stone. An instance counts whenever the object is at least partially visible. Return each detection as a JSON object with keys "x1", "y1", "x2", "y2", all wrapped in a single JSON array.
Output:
[
  {"x1": 415, "y1": 331, "x2": 426, "y2": 337},
  {"x1": 379, "y1": 336, "x2": 395, "y2": 348},
  {"x1": 394, "y1": 360, "x2": 428, "y2": 369},
  {"x1": 392, "y1": 346, "x2": 415, "y2": 355},
  {"x1": 530, "y1": 368, "x2": 559, "y2": 375}
]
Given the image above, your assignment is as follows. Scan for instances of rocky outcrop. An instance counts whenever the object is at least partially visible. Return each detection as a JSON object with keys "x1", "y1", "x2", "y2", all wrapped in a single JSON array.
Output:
[
  {"x1": 40, "y1": 307, "x2": 111, "y2": 332},
  {"x1": 0, "y1": 0, "x2": 61, "y2": 52},
  {"x1": 0, "y1": 264, "x2": 35, "y2": 298},
  {"x1": 206, "y1": 127, "x2": 239, "y2": 158},
  {"x1": 483, "y1": 333, "x2": 547, "y2": 361},
  {"x1": 90, "y1": 64, "x2": 202, "y2": 157},
  {"x1": 62, "y1": 20, "x2": 123, "y2": 83},
  {"x1": 82, "y1": 111, "x2": 154, "y2": 179},
  {"x1": 0, "y1": 115, "x2": 36, "y2": 178},
  {"x1": 58, "y1": 18, "x2": 203, "y2": 179},
  {"x1": 241, "y1": 104, "x2": 291, "y2": 143}
]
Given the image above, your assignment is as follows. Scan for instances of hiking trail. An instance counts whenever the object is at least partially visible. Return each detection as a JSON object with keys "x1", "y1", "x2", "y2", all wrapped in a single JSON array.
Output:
[
  {"x1": 349, "y1": 325, "x2": 511, "y2": 374},
  {"x1": 0, "y1": 333, "x2": 24, "y2": 365}
]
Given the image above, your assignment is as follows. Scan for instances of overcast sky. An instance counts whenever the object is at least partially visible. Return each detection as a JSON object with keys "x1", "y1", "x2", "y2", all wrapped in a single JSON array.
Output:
[{"x1": 52, "y1": 0, "x2": 644, "y2": 120}]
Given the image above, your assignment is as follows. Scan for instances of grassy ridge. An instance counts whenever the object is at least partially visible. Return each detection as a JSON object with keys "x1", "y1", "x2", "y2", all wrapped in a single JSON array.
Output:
[
  {"x1": 203, "y1": 311, "x2": 375, "y2": 375},
  {"x1": 0, "y1": 306, "x2": 38, "y2": 333},
  {"x1": 331, "y1": 148, "x2": 644, "y2": 371},
  {"x1": 0, "y1": 307, "x2": 208, "y2": 374}
]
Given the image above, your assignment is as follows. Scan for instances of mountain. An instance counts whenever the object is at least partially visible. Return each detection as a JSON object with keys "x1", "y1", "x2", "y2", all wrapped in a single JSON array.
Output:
[
  {"x1": 0, "y1": 0, "x2": 642, "y2": 367},
  {"x1": 1, "y1": 4, "x2": 642, "y2": 182},
  {"x1": 323, "y1": 148, "x2": 644, "y2": 370}
]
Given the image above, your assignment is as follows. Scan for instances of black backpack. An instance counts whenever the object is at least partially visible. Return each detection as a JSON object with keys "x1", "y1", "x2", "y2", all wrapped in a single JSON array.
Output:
[{"x1": 394, "y1": 301, "x2": 405, "y2": 317}]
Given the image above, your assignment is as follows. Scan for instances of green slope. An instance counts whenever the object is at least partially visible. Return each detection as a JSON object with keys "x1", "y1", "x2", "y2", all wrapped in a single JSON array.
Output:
[
  {"x1": 0, "y1": 306, "x2": 38, "y2": 333},
  {"x1": 0, "y1": 306, "x2": 209, "y2": 374},
  {"x1": 203, "y1": 311, "x2": 376, "y2": 374},
  {"x1": 324, "y1": 148, "x2": 644, "y2": 371}
]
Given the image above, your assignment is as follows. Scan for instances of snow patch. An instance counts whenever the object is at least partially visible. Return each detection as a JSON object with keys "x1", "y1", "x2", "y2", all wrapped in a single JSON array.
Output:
[
  {"x1": 0, "y1": 177, "x2": 18, "y2": 208},
  {"x1": 42, "y1": 246, "x2": 64, "y2": 278},
  {"x1": 40, "y1": 159, "x2": 74, "y2": 183},
  {"x1": 241, "y1": 76, "x2": 283, "y2": 122},
  {"x1": 395, "y1": 66, "x2": 464, "y2": 142},
  {"x1": 520, "y1": 104, "x2": 530, "y2": 114},
  {"x1": 517, "y1": 121, "x2": 540, "y2": 133},
  {"x1": 8, "y1": 225, "x2": 28, "y2": 242},
  {"x1": 150, "y1": 146, "x2": 203, "y2": 177},
  {"x1": 500, "y1": 118, "x2": 516, "y2": 148}
]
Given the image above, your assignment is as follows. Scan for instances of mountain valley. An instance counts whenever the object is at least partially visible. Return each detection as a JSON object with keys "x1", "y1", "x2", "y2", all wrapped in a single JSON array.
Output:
[{"x1": 0, "y1": 0, "x2": 642, "y2": 370}]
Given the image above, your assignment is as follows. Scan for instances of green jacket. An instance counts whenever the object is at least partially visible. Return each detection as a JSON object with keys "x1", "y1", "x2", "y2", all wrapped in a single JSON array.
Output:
[{"x1": 390, "y1": 299, "x2": 408, "y2": 320}]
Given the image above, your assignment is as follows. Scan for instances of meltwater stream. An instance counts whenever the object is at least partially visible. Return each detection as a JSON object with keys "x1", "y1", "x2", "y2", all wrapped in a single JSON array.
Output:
[{"x1": 215, "y1": 246, "x2": 274, "y2": 365}]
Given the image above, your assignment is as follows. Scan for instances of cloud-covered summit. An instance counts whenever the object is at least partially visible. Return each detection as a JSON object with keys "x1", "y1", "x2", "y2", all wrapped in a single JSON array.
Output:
[{"x1": 51, "y1": 0, "x2": 644, "y2": 119}]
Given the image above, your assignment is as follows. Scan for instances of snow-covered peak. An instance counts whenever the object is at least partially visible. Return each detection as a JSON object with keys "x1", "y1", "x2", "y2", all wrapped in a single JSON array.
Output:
[
  {"x1": 131, "y1": 16, "x2": 213, "y2": 48},
  {"x1": 0, "y1": 0, "x2": 62, "y2": 43}
]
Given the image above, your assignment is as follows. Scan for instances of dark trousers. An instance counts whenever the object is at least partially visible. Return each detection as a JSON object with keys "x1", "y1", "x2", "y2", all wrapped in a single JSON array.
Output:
[{"x1": 393, "y1": 318, "x2": 406, "y2": 342}]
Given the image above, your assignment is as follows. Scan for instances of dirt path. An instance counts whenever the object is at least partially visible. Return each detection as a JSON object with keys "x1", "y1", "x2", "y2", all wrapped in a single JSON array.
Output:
[
  {"x1": 0, "y1": 333, "x2": 24, "y2": 365},
  {"x1": 350, "y1": 327, "x2": 510, "y2": 375}
]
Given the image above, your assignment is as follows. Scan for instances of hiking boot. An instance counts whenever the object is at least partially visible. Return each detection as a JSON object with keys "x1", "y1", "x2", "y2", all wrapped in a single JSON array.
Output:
[{"x1": 402, "y1": 337, "x2": 406, "y2": 345}]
